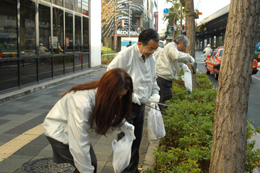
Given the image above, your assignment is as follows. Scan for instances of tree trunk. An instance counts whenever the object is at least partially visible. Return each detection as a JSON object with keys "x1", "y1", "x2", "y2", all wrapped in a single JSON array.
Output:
[
  {"x1": 209, "y1": 0, "x2": 259, "y2": 172},
  {"x1": 185, "y1": 0, "x2": 197, "y2": 89}
]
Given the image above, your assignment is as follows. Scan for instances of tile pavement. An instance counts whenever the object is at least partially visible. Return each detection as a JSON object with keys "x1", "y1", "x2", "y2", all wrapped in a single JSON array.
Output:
[{"x1": 0, "y1": 66, "x2": 156, "y2": 173}]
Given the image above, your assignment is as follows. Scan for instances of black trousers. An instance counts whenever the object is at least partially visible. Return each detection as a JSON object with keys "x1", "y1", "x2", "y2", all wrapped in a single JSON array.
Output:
[
  {"x1": 118, "y1": 103, "x2": 146, "y2": 173},
  {"x1": 46, "y1": 136, "x2": 97, "y2": 173},
  {"x1": 156, "y1": 76, "x2": 173, "y2": 110}
]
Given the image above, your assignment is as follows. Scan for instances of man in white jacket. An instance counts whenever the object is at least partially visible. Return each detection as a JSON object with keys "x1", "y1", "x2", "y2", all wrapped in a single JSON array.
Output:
[
  {"x1": 107, "y1": 29, "x2": 160, "y2": 173},
  {"x1": 156, "y1": 35, "x2": 195, "y2": 109}
]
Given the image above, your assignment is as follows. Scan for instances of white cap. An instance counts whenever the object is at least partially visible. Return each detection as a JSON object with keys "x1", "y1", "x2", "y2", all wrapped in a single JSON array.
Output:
[{"x1": 207, "y1": 44, "x2": 211, "y2": 47}]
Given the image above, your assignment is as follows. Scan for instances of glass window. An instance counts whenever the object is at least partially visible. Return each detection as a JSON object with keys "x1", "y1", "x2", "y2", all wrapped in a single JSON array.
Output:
[
  {"x1": 75, "y1": 16, "x2": 81, "y2": 51},
  {"x1": 82, "y1": 0, "x2": 88, "y2": 16},
  {"x1": 75, "y1": 0, "x2": 82, "y2": 13},
  {"x1": 39, "y1": 5, "x2": 51, "y2": 55},
  {"x1": 53, "y1": 8, "x2": 64, "y2": 54},
  {"x1": 21, "y1": 0, "x2": 36, "y2": 55},
  {"x1": 65, "y1": 12, "x2": 73, "y2": 52},
  {"x1": 83, "y1": 17, "x2": 89, "y2": 52},
  {"x1": 53, "y1": 0, "x2": 63, "y2": 6},
  {"x1": 0, "y1": 0, "x2": 17, "y2": 59},
  {"x1": 65, "y1": 0, "x2": 73, "y2": 10}
]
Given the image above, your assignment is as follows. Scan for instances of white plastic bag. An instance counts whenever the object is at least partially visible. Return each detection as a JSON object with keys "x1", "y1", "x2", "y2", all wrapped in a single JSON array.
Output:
[
  {"x1": 181, "y1": 70, "x2": 192, "y2": 93},
  {"x1": 112, "y1": 131, "x2": 134, "y2": 173},
  {"x1": 147, "y1": 104, "x2": 166, "y2": 142}
]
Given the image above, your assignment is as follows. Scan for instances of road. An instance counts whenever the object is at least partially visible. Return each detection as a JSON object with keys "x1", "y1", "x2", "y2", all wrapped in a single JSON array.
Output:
[{"x1": 195, "y1": 51, "x2": 260, "y2": 128}]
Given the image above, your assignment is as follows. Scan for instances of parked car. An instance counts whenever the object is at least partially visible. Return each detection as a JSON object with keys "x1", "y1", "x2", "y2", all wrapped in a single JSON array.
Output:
[{"x1": 205, "y1": 46, "x2": 258, "y2": 80}]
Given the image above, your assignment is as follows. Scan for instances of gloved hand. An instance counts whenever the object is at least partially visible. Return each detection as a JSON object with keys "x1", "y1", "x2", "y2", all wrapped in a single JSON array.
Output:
[
  {"x1": 189, "y1": 56, "x2": 195, "y2": 66},
  {"x1": 120, "y1": 121, "x2": 135, "y2": 140},
  {"x1": 132, "y1": 93, "x2": 141, "y2": 105},
  {"x1": 148, "y1": 93, "x2": 160, "y2": 103},
  {"x1": 181, "y1": 64, "x2": 191, "y2": 73}
]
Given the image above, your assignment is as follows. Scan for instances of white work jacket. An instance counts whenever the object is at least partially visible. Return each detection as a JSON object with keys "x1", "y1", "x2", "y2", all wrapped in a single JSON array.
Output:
[
  {"x1": 107, "y1": 44, "x2": 159, "y2": 103},
  {"x1": 43, "y1": 89, "x2": 97, "y2": 172},
  {"x1": 156, "y1": 42, "x2": 193, "y2": 81}
]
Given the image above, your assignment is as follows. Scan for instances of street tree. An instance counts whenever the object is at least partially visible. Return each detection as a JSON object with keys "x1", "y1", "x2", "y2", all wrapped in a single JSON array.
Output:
[
  {"x1": 210, "y1": 0, "x2": 259, "y2": 172},
  {"x1": 184, "y1": 0, "x2": 198, "y2": 89}
]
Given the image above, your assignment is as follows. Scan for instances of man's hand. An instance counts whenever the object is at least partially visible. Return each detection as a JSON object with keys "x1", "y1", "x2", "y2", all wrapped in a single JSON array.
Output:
[
  {"x1": 148, "y1": 93, "x2": 160, "y2": 103},
  {"x1": 132, "y1": 93, "x2": 141, "y2": 105}
]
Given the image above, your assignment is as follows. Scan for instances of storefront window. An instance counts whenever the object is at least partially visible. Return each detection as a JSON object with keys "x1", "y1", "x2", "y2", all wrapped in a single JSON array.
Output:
[
  {"x1": 53, "y1": 0, "x2": 63, "y2": 6},
  {"x1": 21, "y1": 0, "x2": 36, "y2": 55},
  {"x1": 65, "y1": 0, "x2": 73, "y2": 10},
  {"x1": 82, "y1": 0, "x2": 88, "y2": 16},
  {"x1": 39, "y1": 5, "x2": 51, "y2": 55},
  {"x1": 83, "y1": 17, "x2": 89, "y2": 52},
  {"x1": 0, "y1": 0, "x2": 17, "y2": 59},
  {"x1": 75, "y1": 16, "x2": 81, "y2": 51},
  {"x1": 75, "y1": 0, "x2": 82, "y2": 13},
  {"x1": 65, "y1": 12, "x2": 73, "y2": 52},
  {"x1": 53, "y1": 8, "x2": 64, "y2": 54}
]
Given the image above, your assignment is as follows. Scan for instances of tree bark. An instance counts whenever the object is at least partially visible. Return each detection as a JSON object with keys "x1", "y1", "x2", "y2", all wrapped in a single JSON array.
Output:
[
  {"x1": 185, "y1": 0, "x2": 197, "y2": 89},
  {"x1": 210, "y1": 0, "x2": 259, "y2": 172}
]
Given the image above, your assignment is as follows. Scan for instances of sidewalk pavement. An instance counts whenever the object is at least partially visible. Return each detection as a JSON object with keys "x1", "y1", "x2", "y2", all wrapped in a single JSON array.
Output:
[{"x1": 0, "y1": 66, "x2": 157, "y2": 173}]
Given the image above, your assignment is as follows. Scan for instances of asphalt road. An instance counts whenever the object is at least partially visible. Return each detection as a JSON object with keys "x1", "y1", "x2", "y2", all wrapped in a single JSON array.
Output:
[{"x1": 195, "y1": 51, "x2": 260, "y2": 128}]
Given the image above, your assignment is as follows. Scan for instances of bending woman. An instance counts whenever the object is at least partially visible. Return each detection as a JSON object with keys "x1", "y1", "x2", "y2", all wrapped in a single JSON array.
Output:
[{"x1": 43, "y1": 68, "x2": 133, "y2": 172}]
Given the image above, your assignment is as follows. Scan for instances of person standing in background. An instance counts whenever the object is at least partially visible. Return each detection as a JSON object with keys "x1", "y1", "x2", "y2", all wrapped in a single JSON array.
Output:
[{"x1": 156, "y1": 34, "x2": 195, "y2": 110}]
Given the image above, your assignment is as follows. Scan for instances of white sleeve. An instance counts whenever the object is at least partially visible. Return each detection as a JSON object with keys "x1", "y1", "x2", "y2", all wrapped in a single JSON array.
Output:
[
  {"x1": 67, "y1": 93, "x2": 95, "y2": 172},
  {"x1": 168, "y1": 46, "x2": 192, "y2": 63}
]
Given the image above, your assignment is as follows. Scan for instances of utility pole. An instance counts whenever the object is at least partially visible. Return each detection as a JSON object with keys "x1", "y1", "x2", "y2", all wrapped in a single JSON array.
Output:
[
  {"x1": 128, "y1": 0, "x2": 130, "y2": 37},
  {"x1": 113, "y1": 0, "x2": 117, "y2": 51}
]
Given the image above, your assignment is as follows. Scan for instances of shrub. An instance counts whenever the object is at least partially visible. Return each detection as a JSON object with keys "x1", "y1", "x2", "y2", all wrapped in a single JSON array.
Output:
[
  {"x1": 101, "y1": 46, "x2": 117, "y2": 65},
  {"x1": 149, "y1": 72, "x2": 260, "y2": 173}
]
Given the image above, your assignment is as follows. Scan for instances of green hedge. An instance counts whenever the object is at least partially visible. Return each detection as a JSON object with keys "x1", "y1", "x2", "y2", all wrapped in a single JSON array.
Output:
[
  {"x1": 147, "y1": 72, "x2": 260, "y2": 173},
  {"x1": 101, "y1": 46, "x2": 116, "y2": 65}
]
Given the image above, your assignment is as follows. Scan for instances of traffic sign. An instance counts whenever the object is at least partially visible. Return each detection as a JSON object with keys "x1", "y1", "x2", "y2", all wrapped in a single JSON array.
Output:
[{"x1": 163, "y1": 8, "x2": 169, "y2": 14}]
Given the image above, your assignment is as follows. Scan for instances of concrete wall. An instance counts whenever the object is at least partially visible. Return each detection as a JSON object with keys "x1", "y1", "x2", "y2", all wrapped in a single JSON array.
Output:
[{"x1": 89, "y1": 0, "x2": 101, "y2": 67}]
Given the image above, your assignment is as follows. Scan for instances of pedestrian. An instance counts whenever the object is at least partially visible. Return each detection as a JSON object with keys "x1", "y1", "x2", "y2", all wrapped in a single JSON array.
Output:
[
  {"x1": 127, "y1": 41, "x2": 132, "y2": 47},
  {"x1": 43, "y1": 68, "x2": 134, "y2": 173},
  {"x1": 156, "y1": 34, "x2": 195, "y2": 110},
  {"x1": 107, "y1": 28, "x2": 160, "y2": 173},
  {"x1": 203, "y1": 44, "x2": 213, "y2": 61}
]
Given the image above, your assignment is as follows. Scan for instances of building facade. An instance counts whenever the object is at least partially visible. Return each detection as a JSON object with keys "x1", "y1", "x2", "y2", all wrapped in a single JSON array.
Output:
[
  {"x1": 0, "y1": 0, "x2": 101, "y2": 92},
  {"x1": 102, "y1": 0, "x2": 158, "y2": 51}
]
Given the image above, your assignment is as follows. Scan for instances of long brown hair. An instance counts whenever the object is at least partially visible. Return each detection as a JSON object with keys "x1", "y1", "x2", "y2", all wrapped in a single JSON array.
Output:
[{"x1": 62, "y1": 68, "x2": 133, "y2": 135}]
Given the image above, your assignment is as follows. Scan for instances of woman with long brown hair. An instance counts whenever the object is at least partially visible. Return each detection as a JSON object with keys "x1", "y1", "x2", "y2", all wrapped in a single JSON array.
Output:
[{"x1": 43, "y1": 68, "x2": 133, "y2": 172}]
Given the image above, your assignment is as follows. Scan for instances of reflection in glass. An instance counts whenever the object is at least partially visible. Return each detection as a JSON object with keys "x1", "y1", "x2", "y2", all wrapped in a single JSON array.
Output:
[
  {"x1": 65, "y1": 0, "x2": 73, "y2": 10},
  {"x1": 65, "y1": 12, "x2": 73, "y2": 52},
  {"x1": 21, "y1": 0, "x2": 36, "y2": 55},
  {"x1": 53, "y1": 8, "x2": 64, "y2": 54},
  {"x1": 75, "y1": 54, "x2": 82, "y2": 71},
  {"x1": 65, "y1": 55, "x2": 74, "y2": 73},
  {"x1": 53, "y1": 56, "x2": 64, "y2": 76},
  {"x1": 82, "y1": 0, "x2": 88, "y2": 15},
  {"x1": 39, "y1": 5, "x2": 51, "y2": 54},
  {"x1": 39, "y1": 57, "x2": 52, "y2": 80},
  {"x1": 53, "y1": 0, "x2": 63, "y2": 6},
  {"x1": 75, "y1": 16, "x2": 81, "y2": 51},
  {"x1": 0, "y1": 0, "x2": 17, "y2": 59},
  {"x1": 20, "y1": 58, "x2": 37, "y2": 85},
  {"x1": 83, "y1": 17, "x2": 89, "y2": 52},
  {"x1": 75, "y1": 0, "x2": 82, "y2": 13},
  {"x1": 0, "y1": 60, "x2": 18, "y2": 90}
]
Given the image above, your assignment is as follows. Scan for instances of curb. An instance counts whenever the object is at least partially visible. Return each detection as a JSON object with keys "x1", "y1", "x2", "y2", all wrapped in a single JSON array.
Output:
[
  {"x1": 0, "y1": 66, "x2": 105, "y2": 104},
  {"x1": 141, "y1": 140, "x2": 159, "y2": 172}
]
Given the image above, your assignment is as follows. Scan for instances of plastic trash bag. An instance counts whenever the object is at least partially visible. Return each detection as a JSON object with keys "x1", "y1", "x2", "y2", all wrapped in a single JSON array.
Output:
[
  {"x1": 181, "y1": 70, "x2": 192, "y2": 93},
  {"x1": 112, "y1": 125, "x2": 135, "y2": 173},
  {"x1": 147, "y1": 104, "x2": 166, "y2": 142}
]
